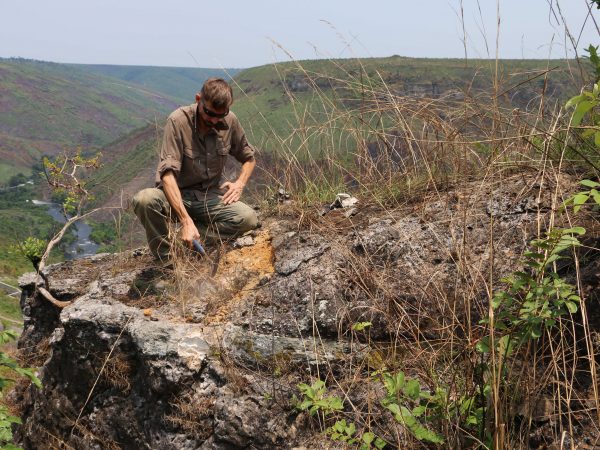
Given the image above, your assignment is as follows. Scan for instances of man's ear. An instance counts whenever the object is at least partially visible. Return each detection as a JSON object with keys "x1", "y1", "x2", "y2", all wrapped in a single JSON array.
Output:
[{"x1": 195, "y1": 93, "x2": 201, "y2": 103}]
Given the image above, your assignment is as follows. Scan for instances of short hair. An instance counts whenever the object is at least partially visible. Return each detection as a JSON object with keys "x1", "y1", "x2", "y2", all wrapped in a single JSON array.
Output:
[{"x1": 201, "y1": 78, "x2": 233, "y2": 109}]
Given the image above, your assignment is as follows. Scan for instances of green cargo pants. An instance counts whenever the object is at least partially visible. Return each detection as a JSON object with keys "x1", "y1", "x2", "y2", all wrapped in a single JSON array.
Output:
[{"x1": 132, "y1": 187, "x2": 258, "y2": 260}]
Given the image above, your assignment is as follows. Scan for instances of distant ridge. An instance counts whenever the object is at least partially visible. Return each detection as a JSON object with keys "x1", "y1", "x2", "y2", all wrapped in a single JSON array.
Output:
[
  {"x1": 72, "y1": 64, "x2": 243, "y2": 105},
  {"x1": 0, "y1": 58, "x2": 178, "y2": 178}
]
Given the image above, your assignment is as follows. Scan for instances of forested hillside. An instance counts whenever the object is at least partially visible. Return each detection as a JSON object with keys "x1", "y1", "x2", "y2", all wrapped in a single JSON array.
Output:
[{"x1": 0, "y1": 58, "x2": 178, "y2": 180}]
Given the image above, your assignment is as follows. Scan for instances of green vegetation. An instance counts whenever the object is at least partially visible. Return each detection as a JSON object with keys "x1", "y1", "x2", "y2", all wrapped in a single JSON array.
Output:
[
  {"x1": 479, "y1": 228, "x2": 584, "y2": 355},
  {"x1": 295, "y1": 379, "x2": 388, "y2": 448},
  {"x1": 89, "y1": 219, "x2": 128, "y2": 253},
  {"x1": 0, "y1": 329, "x2": 41, "y2": 449},
  {"x1": 296, "y1": 372, "x2": 475, "y2": 447},
  {"x1": 0, "y1": 165, "x2": 31, "y2": 186},
  {"x1": 327, "y1": 420, "x2": 387, "y2": 449},
  {"x1": 0, "y1": 292, "x2": 21, "y2": 325},
  {"x1": 2, "y1": 52, "x2": 599, "y2": 448},
  {"x1": 0, "y1": 182, "x2": 71, "y2": 323},
  {"x1": 295, "y1": 379, "x2": 344, "y2": 417},
  {"x1": 0, "y1": 185, "x2": 65, "y2": 275},
  {"x1": 89, "y1": 133, "x2": 158, "y2": 204}
]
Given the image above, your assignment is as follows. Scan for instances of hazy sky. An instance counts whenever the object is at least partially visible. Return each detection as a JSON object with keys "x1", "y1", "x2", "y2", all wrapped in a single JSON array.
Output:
[{"x1": 1, "y1": 1, "x2": 599, "y2": 68}]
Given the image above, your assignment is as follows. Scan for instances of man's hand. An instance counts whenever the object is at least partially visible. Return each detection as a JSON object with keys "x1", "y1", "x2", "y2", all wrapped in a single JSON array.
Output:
[
  {"x1": 181, "y1": 219, "x2": 201, "y2": 247},
  {"x1": 220, "y1": 180, "x2": 245, "y2": 205}
]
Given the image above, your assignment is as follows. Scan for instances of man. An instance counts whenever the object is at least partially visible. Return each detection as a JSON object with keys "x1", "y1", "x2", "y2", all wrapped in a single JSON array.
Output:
[{"x1": 132, "y1": 78, "x2": 258, "y2": 261}]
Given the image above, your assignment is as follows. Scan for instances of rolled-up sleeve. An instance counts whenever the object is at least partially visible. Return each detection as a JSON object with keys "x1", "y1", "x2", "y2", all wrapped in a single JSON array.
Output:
[
  {"x1": 157, "y1": 117, "x2": 183, "y2": 179},
  {"x1": 229, "y1": 118, "x2": 256, "y2": 163}
]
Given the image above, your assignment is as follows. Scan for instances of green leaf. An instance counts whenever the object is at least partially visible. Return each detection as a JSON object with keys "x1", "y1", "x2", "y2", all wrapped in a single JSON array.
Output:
[
  {"x1": 384, "y1": 402, "x2": 401, "y2": 417},
  {"x1": 498, "y1": 335, "x2": 514, "y2": 356},
  {"x1": 594, "y1": 131, "x2": 600, "y2": 148},
  {"x1": 2, "y1": 444, "x2": 23, "y2": 450},
  {"x1": 476, "y1": 336, "x2": 490, "y2": 353},
  {"x1": 362, "y1": 432, "x2": 375, "y2": 445},
  {"x1": 571, "y1": 100, "x2": 595, "y2": 126},
  {"x1": 331, "y1": 420, "x2": 345, "y2": 433},
  {"x1": 383, "y1": 372, "x2": 405, "y2": 396},
  {"x1": 347, "y1": 421, "x2": 356, "y2": 435},
  {"x1": 312, "y1": 379, "x2": 325, "y2": 391},
  {"x1": 565, "y1": 301, "x2": 578, "y2": 313},
  {"x1": 580, "y1": 179, "x2": 600, "y2": 188},
  {"x1": 404, "y1": 379, "x2": 421, "y2": 400},
  {"x1": 375, "y1": 437, "x2": 387, "y2": 449},
  {"x1": 562, "y1": 226, "x2": 586, "y2": 235},
  {"x1": 399, "y1": 405, "x2": 418, "y2": 427},
  {"x1": 524, "y1": 251, "x2": 545, "y2": 260},
  {"x1": 352, "y1": 321, "x2": 372, "y2": 331},
  {"x1": 412, "y1": 424, "x2": 444, "y2": 443},
  {"x1": 573, "y1": 193, "x2": 590, "y2": 206},
  {"x1": 412, "y1": 405, "x2": 427, "y2": 417},
  {"x1": 566, "y1": 94, "x2": 584, "y2": 109},
  {"x1": 299, "y1": 400, "x2": 312, "y2": 411},
  {"x1": 325, "y1": 397, "x2": 344, "y2": 412}
]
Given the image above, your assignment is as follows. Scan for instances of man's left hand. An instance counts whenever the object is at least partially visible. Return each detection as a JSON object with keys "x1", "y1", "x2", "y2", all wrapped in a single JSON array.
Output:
[{"x1": 220, "y1": 180, "x2": 244, "y2": 205}]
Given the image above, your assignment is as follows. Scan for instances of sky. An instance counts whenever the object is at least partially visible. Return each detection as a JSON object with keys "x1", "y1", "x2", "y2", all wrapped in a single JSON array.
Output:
[{"x1": 1, "y1": 0, "x2": 599, "y2": 68}]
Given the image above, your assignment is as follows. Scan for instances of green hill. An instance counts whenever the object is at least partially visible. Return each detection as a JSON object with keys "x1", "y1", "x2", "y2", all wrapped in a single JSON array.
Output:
[
  {"x1": 89, "y1": 123, "x2": 160, "y2": 207},
  {"x1": 72, "y1": 64, "x2": 242, "y2": 105},
  {"x1": 0, "y1": 58, "x2": 179, "y2": 181}
]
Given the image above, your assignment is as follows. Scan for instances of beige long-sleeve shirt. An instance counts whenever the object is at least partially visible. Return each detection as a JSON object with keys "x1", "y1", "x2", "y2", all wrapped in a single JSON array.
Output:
[{"x1": 155, "y1": 103, "x2": 255, "y2": 195}]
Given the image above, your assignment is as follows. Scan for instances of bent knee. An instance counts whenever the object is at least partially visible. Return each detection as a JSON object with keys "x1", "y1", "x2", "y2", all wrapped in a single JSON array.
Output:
[
  {"x1": 239, "y1": 208, "x2": 258, "y2": 232},
  {"x1": 132, "y1": 188, "x2": 163, "y2": 212}
]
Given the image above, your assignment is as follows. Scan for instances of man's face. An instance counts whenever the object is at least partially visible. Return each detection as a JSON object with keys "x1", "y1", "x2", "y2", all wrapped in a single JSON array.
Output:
[{"x1": 199, "y1": 99, "x2": 229, "y2": 129}]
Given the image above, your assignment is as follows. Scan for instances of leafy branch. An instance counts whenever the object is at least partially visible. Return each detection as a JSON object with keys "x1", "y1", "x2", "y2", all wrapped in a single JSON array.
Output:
[{"x1": 20, "y1": 150, "x2": 116, "y2": 308}]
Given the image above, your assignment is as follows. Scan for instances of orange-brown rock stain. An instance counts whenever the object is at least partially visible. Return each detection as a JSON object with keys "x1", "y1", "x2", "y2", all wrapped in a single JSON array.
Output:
[{"x1": 205, "y1": 230, "x2": 274, "y2": 323}]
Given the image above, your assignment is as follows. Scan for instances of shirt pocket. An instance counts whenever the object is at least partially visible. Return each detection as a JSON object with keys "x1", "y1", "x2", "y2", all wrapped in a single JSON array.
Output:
[
  {"x1": 183, "y1": 146, "x2": 204, "y2": 177},
  {"x1": 216, "y1": 143, "x2": 231, "y2": 171}
]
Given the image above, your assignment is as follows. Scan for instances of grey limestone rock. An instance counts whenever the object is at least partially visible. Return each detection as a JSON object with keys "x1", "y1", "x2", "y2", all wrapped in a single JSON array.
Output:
[
  {"x1": 14, "y1": 174, "x2": 583, "y2": 449},
  {"x1": 274, "y1": 232, "x2": 330, "y2": 276}
]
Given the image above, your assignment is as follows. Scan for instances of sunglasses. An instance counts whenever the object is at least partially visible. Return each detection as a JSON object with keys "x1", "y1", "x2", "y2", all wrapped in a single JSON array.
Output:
[{"x1": 202, "y1": 103, "x2": 229, "y2": 119}]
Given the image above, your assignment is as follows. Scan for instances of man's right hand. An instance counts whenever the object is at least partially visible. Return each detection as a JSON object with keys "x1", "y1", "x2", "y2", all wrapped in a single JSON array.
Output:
[
  {"x1": 161, "y1": 171, "x2": 201, "y2": 248},
  {"x1": 181, "y1": 219, "x2": 201, "y2": 247}
]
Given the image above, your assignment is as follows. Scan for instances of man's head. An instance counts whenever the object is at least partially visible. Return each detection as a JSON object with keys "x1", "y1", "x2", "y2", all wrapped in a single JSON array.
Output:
[{"x1": 196, "y1": 78, "x2": 233, "y2": 129}]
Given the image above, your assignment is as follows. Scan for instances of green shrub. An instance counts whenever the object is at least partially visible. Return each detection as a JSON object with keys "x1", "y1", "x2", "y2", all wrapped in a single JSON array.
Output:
[{"x1": 0, "y1": 329, "x2": 41, "y2": 449}]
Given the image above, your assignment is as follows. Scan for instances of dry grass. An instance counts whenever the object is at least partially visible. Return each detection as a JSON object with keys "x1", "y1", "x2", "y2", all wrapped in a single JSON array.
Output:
[
  {"x1": 225, "y1": 35, "x2": 600, "y2": 449},
  {"x1": 101, "y1": 353, "x2": 133, "y2": 393},
  {"x1": 166, "y1": 393, "x2": 215, "y2": 440},
  {"x1": 14, "y1": 336, "x2": 50, "y2": 368}
]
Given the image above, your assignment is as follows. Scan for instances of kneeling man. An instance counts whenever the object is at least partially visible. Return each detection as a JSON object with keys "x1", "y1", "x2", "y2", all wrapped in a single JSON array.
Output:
[{"x1": 133, "y1": 77, "x2": 258, "y2": 261}]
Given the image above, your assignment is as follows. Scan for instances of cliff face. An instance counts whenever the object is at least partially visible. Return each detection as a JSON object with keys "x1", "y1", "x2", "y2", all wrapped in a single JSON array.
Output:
[{"x1": 13, "y1": 173, "x2": 600, "y2": 449}]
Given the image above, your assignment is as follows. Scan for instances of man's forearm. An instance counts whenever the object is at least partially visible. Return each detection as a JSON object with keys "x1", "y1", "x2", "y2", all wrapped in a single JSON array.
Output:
[
  {"x1": 162, "y1": 171, "x2": 200, "y2": 245},
  {"x1": 161, "y1": 171, "x2": 193, "y2": 225},
  {"x1": 236, "y1": 158, "x2": 256, "y2": 186}
]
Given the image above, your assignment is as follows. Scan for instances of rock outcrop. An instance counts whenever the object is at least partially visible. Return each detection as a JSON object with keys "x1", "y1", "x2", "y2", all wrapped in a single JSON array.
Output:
[{"x1": 14, "y1": 173, "x2": 597, "y2": 449}]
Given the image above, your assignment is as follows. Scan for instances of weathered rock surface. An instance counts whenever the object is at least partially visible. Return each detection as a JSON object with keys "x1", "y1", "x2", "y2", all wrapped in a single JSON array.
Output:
[{"x1": 14, "y1": 173, "x2": 596, "y2": 449}]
